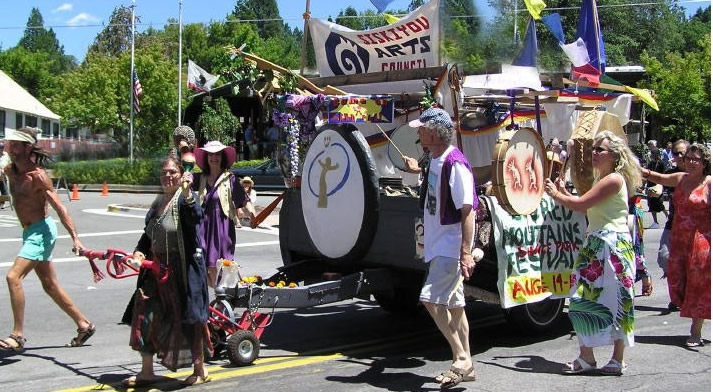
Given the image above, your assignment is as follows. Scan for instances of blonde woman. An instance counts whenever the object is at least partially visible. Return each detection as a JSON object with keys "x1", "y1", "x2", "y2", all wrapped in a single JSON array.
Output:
[{"x1": 545, "y1": 131, "x2": 642, "y2": 376}]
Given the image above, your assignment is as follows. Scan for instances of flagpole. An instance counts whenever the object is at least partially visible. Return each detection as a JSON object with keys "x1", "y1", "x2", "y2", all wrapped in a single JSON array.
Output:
[
  {"x1": 177, "y1": 0, "x2": 183, "y2": 126},
  {"x1": 129, "y1": 0, "x2": 136, "y2": 163},
  {"x1": 299, "y1": 0, "x2": 311, "y2": 75}
]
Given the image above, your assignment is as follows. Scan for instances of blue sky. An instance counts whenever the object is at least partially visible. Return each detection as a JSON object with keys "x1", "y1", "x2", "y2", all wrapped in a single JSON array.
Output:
[{"x1": 1, "y1": 0, "x2": 709, "y2": 62}]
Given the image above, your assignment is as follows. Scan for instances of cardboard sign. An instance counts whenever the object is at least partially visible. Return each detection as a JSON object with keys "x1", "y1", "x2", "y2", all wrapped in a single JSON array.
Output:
[
  {"x1": 327, "y1": 95, "x2": 394, "y2": 124},
  {"x1": 486, "y1": 195, "x2": 587, "y2": 308}
]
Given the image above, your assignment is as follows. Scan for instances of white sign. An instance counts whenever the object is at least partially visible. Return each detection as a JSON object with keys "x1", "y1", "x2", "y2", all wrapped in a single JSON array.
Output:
[{"x1": 309, "y1": 0, "x2": 440, "y2": 77}]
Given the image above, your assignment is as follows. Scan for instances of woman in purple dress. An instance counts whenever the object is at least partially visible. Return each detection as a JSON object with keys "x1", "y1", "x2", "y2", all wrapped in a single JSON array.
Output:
[{"x1": 194, "y1": 141, "x2": 256, "y2": 287}]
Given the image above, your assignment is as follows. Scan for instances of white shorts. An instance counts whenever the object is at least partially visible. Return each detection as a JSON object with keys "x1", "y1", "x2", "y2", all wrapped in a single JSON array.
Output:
[{"x1": 420, "y1": 256, "x2": 465, "y2": 308}]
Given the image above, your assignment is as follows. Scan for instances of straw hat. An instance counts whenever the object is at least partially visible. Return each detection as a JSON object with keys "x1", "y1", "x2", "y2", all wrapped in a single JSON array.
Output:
[
  {"x1": 194, "y1": 141, "x2": 237, "y2": 171},
  {"x1": 240, "y1": 176, "x2": 254, "y2": 187}
]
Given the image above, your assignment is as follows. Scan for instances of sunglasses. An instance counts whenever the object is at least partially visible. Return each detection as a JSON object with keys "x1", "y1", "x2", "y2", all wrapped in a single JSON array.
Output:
[
  {"x1": 684, "y1": 156, "x2": 702, "y2": 164},
  {"x1": 591, "y1": 146, "x2": 610, "y2": 154},
  {"x1": 673, "y1": 151, "x2": 685, "y2": 157}
]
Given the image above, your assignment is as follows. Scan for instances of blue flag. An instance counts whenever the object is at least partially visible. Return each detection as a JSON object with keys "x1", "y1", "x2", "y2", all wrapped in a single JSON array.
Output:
[
  {"x1": 370, "y1": 0, "x2": 395, "y2": 13},
  {"x1": 512, "y1": 18, "x2": 538, "y2": 67},
  {"x1": 542, "y1": 13, "x2": 565, "y2": 43},
  {"x1": 576, "y1": 0, "x2": 606, "y2": 72}
]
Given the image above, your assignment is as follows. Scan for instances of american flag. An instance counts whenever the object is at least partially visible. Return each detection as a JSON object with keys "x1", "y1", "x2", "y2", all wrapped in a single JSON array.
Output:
[{"x1": 132, "y1": 69, "x2": 143, "y2": 114}]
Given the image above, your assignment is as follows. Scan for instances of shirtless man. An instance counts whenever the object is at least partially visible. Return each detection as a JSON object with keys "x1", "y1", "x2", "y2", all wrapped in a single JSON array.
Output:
[{"x1": 0, "y1": 127, "x2": 94, "y2": 353}]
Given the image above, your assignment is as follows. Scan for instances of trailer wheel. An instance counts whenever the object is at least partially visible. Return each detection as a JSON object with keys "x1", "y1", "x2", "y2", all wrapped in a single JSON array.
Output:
[
  {"x1": 227, "y1": 330, "x2": 260, "y2": 366},
  {"x1": 208, "y1": 300, "x2": 234, "y2": 359},
  {"x1": 505, "y1": 297, "x2": 566, "y2": 334}
]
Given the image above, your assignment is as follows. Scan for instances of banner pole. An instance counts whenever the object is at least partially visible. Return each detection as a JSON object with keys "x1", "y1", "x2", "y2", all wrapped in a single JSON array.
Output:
[{"x1": 300, "y1": 0, "x2": 311, "y2": 76}]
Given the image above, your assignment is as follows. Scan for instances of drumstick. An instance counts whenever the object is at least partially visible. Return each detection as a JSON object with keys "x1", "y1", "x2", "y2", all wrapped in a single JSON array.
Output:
[
  {"x1": 375, "y1": 124, "x2": 406, "y2": 158},
  {"x1": 557, "y1": 139, "x2": 575, "y2": 183}
]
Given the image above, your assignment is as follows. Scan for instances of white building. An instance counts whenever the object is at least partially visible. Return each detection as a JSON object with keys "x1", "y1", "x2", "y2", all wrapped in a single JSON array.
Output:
[{"x1": 0, "y1": 69, "x2": 62, "y2": 140}]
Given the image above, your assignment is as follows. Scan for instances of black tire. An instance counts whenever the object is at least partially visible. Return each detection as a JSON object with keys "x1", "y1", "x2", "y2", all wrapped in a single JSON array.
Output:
[
  {"x1": 505, "y1": 297, "x2": 566, "y2": 334},
  {"x1": 227, "y1": 330, "x2": 260, "y2": 366}
]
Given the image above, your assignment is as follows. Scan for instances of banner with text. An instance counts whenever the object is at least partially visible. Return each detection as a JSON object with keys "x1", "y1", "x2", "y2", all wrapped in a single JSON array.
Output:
[
  {"x1": 327, "y1": 95, "x2": 394, "y2": 124},
  {"x1": 309, "y1": 0, "x2": 440, "y2": 77},
  {"x1": 486, "y1": 195, "x2": 587, "y2": 308}
]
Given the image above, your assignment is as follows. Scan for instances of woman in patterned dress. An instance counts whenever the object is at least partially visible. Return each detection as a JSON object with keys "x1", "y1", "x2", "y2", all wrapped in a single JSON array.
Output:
[
  {"x1": 641, "y1": 143, "x2": 710, "y2": 347},
  {"x1": 124, "y1": 157, "x2": 212, "y2": 386},
  {"x1": 545, "y1": 131, "x2": 642, "y2": 376}
]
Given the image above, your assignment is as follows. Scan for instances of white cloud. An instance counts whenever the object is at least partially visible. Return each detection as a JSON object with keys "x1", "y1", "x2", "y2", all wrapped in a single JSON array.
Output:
[
  {"x1": 66, "y1": 13, "x2": 100, "y2": 26},
  {"x1": 52, "y1": 3, "x2": 73, "y2": 13}
]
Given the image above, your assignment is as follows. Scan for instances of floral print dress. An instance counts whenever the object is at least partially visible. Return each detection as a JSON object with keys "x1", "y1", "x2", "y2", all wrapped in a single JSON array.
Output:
[
  {"x1": 667, "y1": 177, "x2": 711, "y2": 320},
  {"x1": 569, "y1": 231, "x2": 636, "y2": 348}
]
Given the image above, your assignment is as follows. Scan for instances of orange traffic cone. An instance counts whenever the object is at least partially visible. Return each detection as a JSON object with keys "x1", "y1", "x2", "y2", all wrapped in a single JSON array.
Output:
[
  {"x1": 71, "y1": 184, "x2": 80, "y2": 201},
  {"x1": 100, "y1": 181, "x2": 109, "y2": 196}
]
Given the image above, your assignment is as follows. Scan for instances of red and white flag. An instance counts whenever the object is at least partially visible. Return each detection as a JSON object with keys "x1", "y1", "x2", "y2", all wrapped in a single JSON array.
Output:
[
  {"x1": 133, "y1": 69, "x2": 143, "y2": 114},
  {"x1": 187, "y1": 59, "x2": 218, "y2": 93}
]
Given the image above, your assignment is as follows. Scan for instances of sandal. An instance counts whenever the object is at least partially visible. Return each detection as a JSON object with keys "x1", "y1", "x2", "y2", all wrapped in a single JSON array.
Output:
[
  {"x1": 439, "y1": 366, "x2": 475, "y2": 389},
  {"x1": 685, "y1": 337, "x2": 704, "y2": 347},
  {"x1": 600, "y1": 359, "x2": 627, "y2": 376},
  {"x1": 68, "y1": 323, "x2": 95, "y2": 347},
  {"x1": 562, "y1": 357, "x2": 597, "y2": 374},
  {"x1": 0, "y1": 334, "x2": 26, "y2": 353},
  {"x1": 121, "y1": 375, "x2": 170, "y2": 387},
  {"x1": 642, "y1": 277, "x2": 653, "y2": 296},
  {"x1": 182, "y1": 374, "x2": 212, "y2": 386}
]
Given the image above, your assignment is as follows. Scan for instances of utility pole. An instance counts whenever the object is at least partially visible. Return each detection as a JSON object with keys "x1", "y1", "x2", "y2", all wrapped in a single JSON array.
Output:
[
  {"x1": 129, "y1": 0, "x2": 136, "y2": 163},
  {"x1": 177, "y1": 0, "x2": 183, "y2": 126}
]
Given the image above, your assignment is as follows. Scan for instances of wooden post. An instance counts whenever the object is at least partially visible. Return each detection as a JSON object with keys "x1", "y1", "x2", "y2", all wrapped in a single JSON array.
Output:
[{"x1": 300, "y1": 0, "x2": 311, "y2": 76}]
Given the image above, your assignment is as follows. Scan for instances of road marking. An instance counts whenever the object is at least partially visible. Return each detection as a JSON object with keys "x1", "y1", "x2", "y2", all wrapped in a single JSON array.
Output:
[
  {"x1": 0, "y1": 230, "x2": 144, "y2": 243},
  {"x1": 83, "y1": 208, "x2": 145, "y2": 219},
  {"x1": 51, "y1": 314, "x2": 507, "y2": 392}
]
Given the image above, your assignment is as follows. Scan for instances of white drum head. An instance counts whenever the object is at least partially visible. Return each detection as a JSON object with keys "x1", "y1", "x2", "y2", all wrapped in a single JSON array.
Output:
[
  {"x1": 495, "y1": 127, "x2": 545, "y2": 215},
  {"x1": 387, "y1": 125, "x2": 424, "y2": 172},
  {"x1": 301, "y1": 129, "x2": 365, "y2": 259}
]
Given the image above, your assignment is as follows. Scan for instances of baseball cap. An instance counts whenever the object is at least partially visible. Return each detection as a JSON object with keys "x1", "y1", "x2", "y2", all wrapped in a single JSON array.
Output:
[{"x1": 408, "y1": 107, "x2": 453, "y2": 129}]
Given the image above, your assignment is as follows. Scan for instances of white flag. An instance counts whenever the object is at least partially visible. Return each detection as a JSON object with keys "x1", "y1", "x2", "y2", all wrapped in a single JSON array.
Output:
[
  {"x1": 560, "y1": 38, "x2": 590, "y2": 68},
  {"x1": 187, "y1": 59, "x2": 219, "y2": 93}
]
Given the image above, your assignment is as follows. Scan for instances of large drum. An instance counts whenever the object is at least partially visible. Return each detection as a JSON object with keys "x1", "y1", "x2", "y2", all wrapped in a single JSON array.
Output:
[
  {"x1": 569, "y1": 110, "x2": 626, "y2": 195},
  {"x1": 491, "y1": 127, "x2": 546, "y2": 216},
  {"x1": 387, "y1": 124, "x2": 424, "y2": 172}
]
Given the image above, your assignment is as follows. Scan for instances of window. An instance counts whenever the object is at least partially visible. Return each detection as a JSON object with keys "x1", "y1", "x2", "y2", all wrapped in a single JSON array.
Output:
[
  {"x1": 26, "y1": 116, "x2": 37, "y2": 128},
  {"x1": 53, "y1": 123, "x2": 60, "y2": 138},
  {"x1": 15, "y1": 113, "x2": 22, "y2": 129},
  {"x1": 0, "y1": 111, "x2": 5, "y2": 138},
  {"x1": 41, "y1": 119, "x2": 50, "y2": 137}
]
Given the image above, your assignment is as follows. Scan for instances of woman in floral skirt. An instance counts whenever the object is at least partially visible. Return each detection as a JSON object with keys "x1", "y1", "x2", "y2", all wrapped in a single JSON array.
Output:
[{"x1": 545, "y1": 131, "x2": 642, "y2": 376}]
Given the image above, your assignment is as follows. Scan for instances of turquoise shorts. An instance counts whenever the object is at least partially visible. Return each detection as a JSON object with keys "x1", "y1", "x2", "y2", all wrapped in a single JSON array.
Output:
[{"x1": 19, "y1": 216, "x2": 57, "y2": 261}]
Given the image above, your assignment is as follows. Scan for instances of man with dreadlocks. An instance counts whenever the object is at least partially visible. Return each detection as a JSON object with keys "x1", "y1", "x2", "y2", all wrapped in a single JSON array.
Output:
[{"x1": 0, "y1": 127, "x2": 95, "y2": 354}]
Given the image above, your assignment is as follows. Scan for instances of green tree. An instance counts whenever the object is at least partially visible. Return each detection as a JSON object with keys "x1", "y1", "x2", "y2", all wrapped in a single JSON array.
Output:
[
  {"x1": 197, "y1": 97, "x2": 242, "y2": 146},
  {"x1": 0, "y1": 47, "x2": 57, "y2": 98},
  {"x1": 87, "y1": 6, "x2": 136, "y2": 57},
  {"x1": 232, "y1": 0, "x2": 284, "y2": 39},
  {"x1": 641, "y1": 34, "x2": 711, "y2": 142},
  {"x1": 18, "y1": 7, "x2": 76, "y2": 73}
]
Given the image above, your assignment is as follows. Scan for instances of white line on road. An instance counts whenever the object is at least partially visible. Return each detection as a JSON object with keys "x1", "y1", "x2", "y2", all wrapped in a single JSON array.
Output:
[
  {"x1": 0, "y1": 229, "x2": 145, "y2": 243},
  {"x1": 0, "y1": 241, "x2": 280, "y2": 267}
]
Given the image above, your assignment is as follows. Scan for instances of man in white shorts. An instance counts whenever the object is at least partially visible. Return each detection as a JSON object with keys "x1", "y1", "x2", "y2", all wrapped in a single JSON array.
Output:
[{"x1": 403, "y1": 107, "x2": 476, "y2": 389}]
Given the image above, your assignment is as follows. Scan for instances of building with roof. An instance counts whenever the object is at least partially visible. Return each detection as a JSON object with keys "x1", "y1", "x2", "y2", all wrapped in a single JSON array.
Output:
[{"x1": 0, "y1": 69, "x2": 61, "y2": 140}]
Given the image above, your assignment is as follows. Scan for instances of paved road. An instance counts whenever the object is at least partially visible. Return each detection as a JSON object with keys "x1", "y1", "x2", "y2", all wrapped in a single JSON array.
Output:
[{"x1": 0, "y1": 192, "x2": 709, "y2": 392}]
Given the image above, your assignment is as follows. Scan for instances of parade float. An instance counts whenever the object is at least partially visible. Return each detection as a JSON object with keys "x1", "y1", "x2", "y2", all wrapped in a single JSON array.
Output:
[{"x1": 179, "y1": 0, "x2": 657, "y2": 366}]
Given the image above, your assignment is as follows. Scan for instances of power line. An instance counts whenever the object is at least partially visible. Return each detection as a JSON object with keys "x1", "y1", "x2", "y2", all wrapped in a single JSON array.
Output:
[{"x1": 0, "y1": 0, "x2": 708, "y2": 32}]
